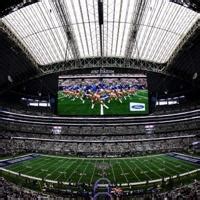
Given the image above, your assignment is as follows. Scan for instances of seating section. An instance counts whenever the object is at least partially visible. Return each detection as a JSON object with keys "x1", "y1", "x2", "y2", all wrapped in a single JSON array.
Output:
[
  {"x1": 0, "y1": 137, "x2": 193, "y2": 156},
  {"x1": 0, "y1": 108, "x2": 199, "y2": 156},
  {"x1": 0, "y1": 123, "x2": 198, "y2": 157},
  {"x1": 0, "y1": 177, "x2": 49, "y2": 199}
]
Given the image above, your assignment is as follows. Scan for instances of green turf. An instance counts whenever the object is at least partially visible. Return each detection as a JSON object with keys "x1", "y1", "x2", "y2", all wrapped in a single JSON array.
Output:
[
  {"x1": 57, "y1": 89, "x2": 149, "y2": 116},
  {"x1": 5, "y1": 154, "x2": 199, "y2": 185}
]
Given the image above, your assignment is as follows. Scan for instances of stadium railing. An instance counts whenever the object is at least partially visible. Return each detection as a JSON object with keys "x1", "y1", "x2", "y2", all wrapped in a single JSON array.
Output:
[{"x1": 0, "y1": 109, "x2": 200, "y2": 126}]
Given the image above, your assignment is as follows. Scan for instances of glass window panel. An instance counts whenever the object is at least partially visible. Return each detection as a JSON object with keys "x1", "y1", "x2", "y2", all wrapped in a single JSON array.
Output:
[
  {"x1": 125, "y1": 0, "x2": 137, "y2": 23},
  {"x1": 115, "y1": 23, "x2": 126, "y2": 56},
  {"x1": 89, "y1": 23, "x2": 99, "y2": 57},
  {"x1": 72, "y1": 24, "x2": 85, "y2": 57},
  {"x1": 65, "y1": 0, "x2": 76, "y2": 24},
  {"x1": 2, "y1": 0, "x2": 200, "y2": 65},
  {"x1": 113, "y1": 0, "x2": 121, "y2": 22},
  {"x1": 78, "y1": 24, "x2": 89, "y2": 56},
  {"x1": 71, "y1": 0, "x2": 83, "y2": 23},
  {"x1": 79, "y1": 0, "x2": 90, "y2": 23},
  {"x1": 111, "y1": 23, "x2": 118, "y2": 55}
]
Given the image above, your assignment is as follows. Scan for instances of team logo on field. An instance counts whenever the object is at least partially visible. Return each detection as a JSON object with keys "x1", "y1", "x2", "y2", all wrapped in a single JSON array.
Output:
[{"x1": 129, "y1": 102, "x2": 145, "y2": 111}]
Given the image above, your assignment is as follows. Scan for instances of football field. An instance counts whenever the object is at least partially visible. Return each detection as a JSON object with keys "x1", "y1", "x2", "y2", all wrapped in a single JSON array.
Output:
[
  {"x1": 3, "y1": 154, "x2": 199, "y2": 185},
  {"x1": 57, "y1": 90, "x2": 149, "y2": 116}
]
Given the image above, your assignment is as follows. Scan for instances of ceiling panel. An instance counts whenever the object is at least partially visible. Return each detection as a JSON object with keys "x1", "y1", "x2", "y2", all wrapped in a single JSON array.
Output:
[{"x1": 2, "y1": 0, "x2": 199, "y2": 65}]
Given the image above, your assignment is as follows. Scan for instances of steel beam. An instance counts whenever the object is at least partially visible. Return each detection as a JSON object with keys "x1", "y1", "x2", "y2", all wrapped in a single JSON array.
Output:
[
  {"x1": 124, "y1": 0, "x2": 147, "y2": 58},
  {"x1": 40, "y1": 57, "x2": 166, "y2": 75},
  {"x1": 53, "y1": 0, "x2": 80, "y2": 60}
]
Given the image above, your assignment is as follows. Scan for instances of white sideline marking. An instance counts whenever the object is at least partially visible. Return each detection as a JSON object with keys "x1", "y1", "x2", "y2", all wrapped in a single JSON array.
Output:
[
  {"x1": 1, "y1": 167, "x2": 199, "y2": 187},
  {"x1": 40, "y1": 153, "x2": 165, "y2": 160}
]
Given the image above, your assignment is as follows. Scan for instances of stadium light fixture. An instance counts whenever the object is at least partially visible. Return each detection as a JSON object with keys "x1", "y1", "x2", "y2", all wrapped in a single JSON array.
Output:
[
  {"x1": 145, "y1": 125, "x2": 155, "y2": 134},
  {"x1": 52, "y1": 126, "x2": 62, "y2": 135},
  {"x1": 7, "y1": 75, "x2": 13, "y2": 83},
  {"x1": 192, "y1": 72, "x2": 198, "y2": 79}
]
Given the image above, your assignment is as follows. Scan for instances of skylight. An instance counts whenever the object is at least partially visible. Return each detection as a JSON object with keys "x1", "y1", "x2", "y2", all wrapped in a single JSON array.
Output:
[{"x1": 2, "y1": 0, "x2": 199, "y2": 65}]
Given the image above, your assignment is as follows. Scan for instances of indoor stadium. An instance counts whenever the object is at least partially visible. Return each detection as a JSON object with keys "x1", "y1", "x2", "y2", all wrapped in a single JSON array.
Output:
[{"x1": 0, "y1": 0, "x2": 200, "y2": 199}]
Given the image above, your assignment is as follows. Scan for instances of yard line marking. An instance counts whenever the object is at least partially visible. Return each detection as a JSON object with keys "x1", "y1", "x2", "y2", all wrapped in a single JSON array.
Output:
[
  {"x1": 122, "y1": 159, "x2": 140, "y2": 182},
  {"x1": 156, "y1": 156, "x2": 194, "y2": 175},
  {"x1": 154, "y1": 157, "x2": 181, "y2": 176},
  {"x1": 7, "y1": 157, "x2": 46, "y2": 171},
  {"x1": 43, "y1": 159, "x2": 68, "y2": 177},
  {"x1": 43, "y1": 158, "x2": 72, "y2": 180},
  {"x1": 58, "y1": 160, "x2": 77, "y2": 181},
  {"x1": 32, "y1": 158, "x2": 67, "y2": 177},
  {"x1": 136, "y1": 158, "x2": 162, "y2": 180},
  {"x1": 32, "y1": 158, "x2": 61, "y2": 174},
  {"x1": 145, "y1": 158, "x2": 172, "y2": 177},
  {"x1": 161, "y1": 156, "x2": 192, "y2": 170},
  {"x1": 164, "y1": 156, "x2": 197, "y2": 170},
  {"x1": 90, "y1": 160, "x2": 97, "y2": 185},
  {"x1": 28, "y1": 158, "x2": 62, "y2": 177},
  {"x1": 10, "y1": 157, "x2": 51, "y2": 175},
  {"x1": 51, "y1": 159, "x2": 72, "y2": 181},
  {"x1": 136, "y1": 159, "x2": 152, "y2": 180},
  {"x1": 101, "y1": 158, "x2": 105, "y2": 177},
  {"x1": 131, "y1": 159, "x2": 151, "y2": 180},
  {"x1": 66, "y1": 159, "x2": 85, "y2": 182},
  {"x1": 78, "y1": 161, "x2": 91, "y2": 184},
  {"x1": 117, "y1": 160, "x2": 129, "y2": 183},
  {"x1": 145, "y1": 159, "x2": 172, "y2": 177},
  {"x1": 4, "y1": 154, "x2": 199, "y2": 186},
  {"x1": 110, "y1": 160, "x2": 117, "y2": 183}
]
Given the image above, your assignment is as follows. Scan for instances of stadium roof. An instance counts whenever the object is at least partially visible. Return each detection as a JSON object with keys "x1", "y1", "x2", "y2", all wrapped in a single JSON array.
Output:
[{"x1": 1, "y1": 0, "x2": 199, "y2": 66}]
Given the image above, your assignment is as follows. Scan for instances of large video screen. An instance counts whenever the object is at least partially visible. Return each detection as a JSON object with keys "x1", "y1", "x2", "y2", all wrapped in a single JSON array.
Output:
[{"x1": 57, "y1": 75, "x2": 149, "y2": 116}]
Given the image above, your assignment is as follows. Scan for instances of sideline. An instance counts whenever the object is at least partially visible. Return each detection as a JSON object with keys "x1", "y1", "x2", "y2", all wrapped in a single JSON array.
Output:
[{"x1": 0, "y1": 167, "x2": 199, "y2": 187}]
